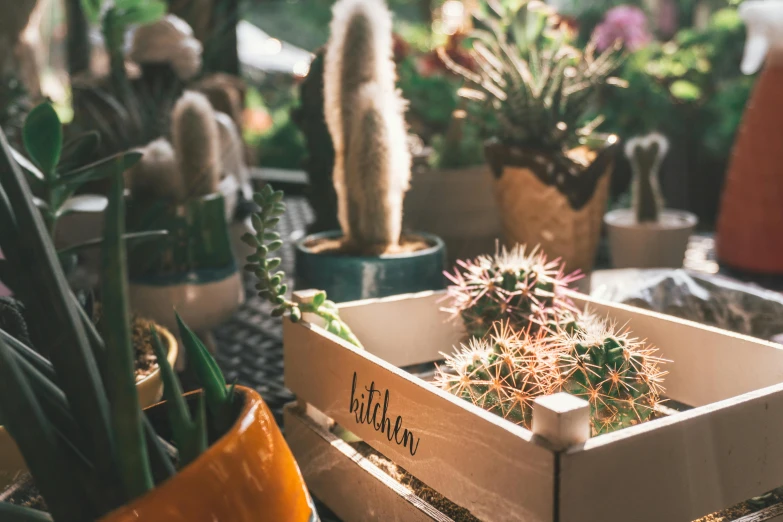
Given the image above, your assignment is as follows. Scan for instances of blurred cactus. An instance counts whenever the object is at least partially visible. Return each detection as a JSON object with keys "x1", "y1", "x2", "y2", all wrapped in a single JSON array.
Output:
[
  {"x1": 324, "y1": 0, "x2": 411, "y2": 252},
  {"x1": 127, "y1": 138, "x2": 185, "y2": 203},
  {"x1": 172, "y1": 91, "x2": 221, "y2": 198},
  {"x1": 626, "y1": 133, "x2": 667, "y2": 223},
  {"x1": 442, "y1": 245, "x2": 582, "y2": 339},
  {"x1": 292, "y1": 49, "x2": 339, "y2": 234},
  {"x1": 553, "y1": 312, "x2": 667, "y2": 435}
]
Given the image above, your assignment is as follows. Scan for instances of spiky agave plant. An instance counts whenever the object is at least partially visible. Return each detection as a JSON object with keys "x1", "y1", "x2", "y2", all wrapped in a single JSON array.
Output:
[
  {"x1": 552, "y1": 311, "x2": 667, "y2": 435},
  {"x1": 241, "y1": 184, "x2": 362, "y2": 348},
  {"x1": 438, "y1": 1, "x2": 624, "y2": 207},
  {"x1": 435, "y1": 321, "x2": 560, "y2": 428},
  {"x1": 442, "y1": 244, "x2": 581, "y2": 339}
]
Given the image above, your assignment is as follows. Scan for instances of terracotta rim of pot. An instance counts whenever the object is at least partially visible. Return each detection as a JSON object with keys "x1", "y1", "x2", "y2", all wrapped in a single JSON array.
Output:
[
  {"x1": 100, "y1": 386, "x2": 314, "y2": 522},
  {"x1": 296, "y1": 230, "x2": 446, "y2": 260},
  {"x1": 604, "y1": 208, "x2": 698, "y2": 232}
]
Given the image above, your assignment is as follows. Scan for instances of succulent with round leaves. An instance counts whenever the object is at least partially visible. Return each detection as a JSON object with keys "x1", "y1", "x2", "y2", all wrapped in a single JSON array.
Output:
[
  {"x1": 435, "y1": 321, "x2": 561, "y2": 428},
  {"x1": 442, "y1": 244, "x2": 581, "y2": 339},
  {"x1": 552, "y1": 311, "x2": 667, "y2": 435},
  {"x1": 241, "y1": 185, "x2": 362, "y2": 348}
]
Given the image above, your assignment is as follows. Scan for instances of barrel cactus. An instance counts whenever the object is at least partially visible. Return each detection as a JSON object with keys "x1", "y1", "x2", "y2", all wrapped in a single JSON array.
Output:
[
  {"x1": 436, "y1": 312, "x2": 667, "y2": 436},
  {"x1": 435, "y1": 321, "x2": 560, "y2": 427},
  {"x1": 442, "y1": 245, "x2": 581, "y2": 339},
  {"x1": 553, "y1": 312, "x2": 667, "y2": 435}
]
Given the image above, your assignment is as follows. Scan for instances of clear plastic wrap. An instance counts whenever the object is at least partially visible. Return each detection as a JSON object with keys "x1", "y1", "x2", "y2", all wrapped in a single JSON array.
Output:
[{"x1": 590, "y1": 269, "x2": 783, "y2": 341}]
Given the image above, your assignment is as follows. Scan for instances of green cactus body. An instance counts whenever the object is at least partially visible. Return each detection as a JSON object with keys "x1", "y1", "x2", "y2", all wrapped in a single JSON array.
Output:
[
  {"x1": 443, "y1": 245, "x2": 581, "y2": 339},
  {"x1": 554, "y1": 313, "x2": 667, "y2": 435},
  {"x1": 626, "y1": 133, "x2": 667, "y2": 224}
]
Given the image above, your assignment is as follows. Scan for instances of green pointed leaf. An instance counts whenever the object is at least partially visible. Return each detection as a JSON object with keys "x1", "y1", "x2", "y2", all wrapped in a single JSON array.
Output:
[
  {"x1": 9, "y1": 146, "x2": 45, "y2": 185},
  {"x1": 23, "y1": 103, "x2": 62, "y2": 179},
  {"x1": 55, "y1": 151, "x2": 142, "y2": 189},
  {"x1": 57, "y1": 230, "x2": 168, "y2": 259},
  {"x1": 61, "y1": 131, "x2": 101, "y2": 167},
  {"x1": 0, "y1": 503, "x2": 54, "y2": 521},
  {"x1": 56, "y1": 194, "x2": 108, "y2": 218},
  {"x1": 100, "y1": 172, "x2": 153, "y2": 499}
]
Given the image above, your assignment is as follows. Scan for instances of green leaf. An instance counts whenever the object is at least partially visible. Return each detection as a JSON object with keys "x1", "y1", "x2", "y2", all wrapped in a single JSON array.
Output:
[
  {"x1": 56, "y1": 194, "x2": 108, "y2": 218},
  {"x1": 0, "y1": 129, "x2": 119, "y2": 502},
  {"x1": 175, "y1": 312, "x2": 233, "y2": 433},
  {"x1": 80, "y1": 0, "x2": 102, "y2": 24},
  {"x1": 116, "y1": 2, "x2": 166, "y2": 26},
  {"x1": 0, "y1": 503, "x2": 54, "y2": 521},
  {"x1": 60, "y1": 131, "x2": 101, "y2": 169},
  {"x1": 669, "y1": 80, "x2": 702, "y2": 101},
  {"x1": 149, "y1": 325, "x2": 202, "y2": 468},
  {"x1": 0, "y1": 337, "x2": 88, "y2": 520},
  {"x1": 23, "y1": 103, "x2": 63, "y2": 179},
  {"x1": 55, "y1": 150, "x2": 142, "y2": 190},
  {"x1": 100, "y1": 171, "x2": 153, "y2": 499},
  {"x1": 9, "y1": 146, "x2": 45, "y2": 185},
  {"x1": 143, "y1": 415, "x2": 176, "y2": 484},
  {"x1": 57, "y1": 230, "x2": 168, "y2": 258}
]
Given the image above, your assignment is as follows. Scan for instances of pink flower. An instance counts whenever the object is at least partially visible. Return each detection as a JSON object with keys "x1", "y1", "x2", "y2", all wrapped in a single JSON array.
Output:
[{"x1": 592, "y1": 5, "x2": 652, "y2": 52}]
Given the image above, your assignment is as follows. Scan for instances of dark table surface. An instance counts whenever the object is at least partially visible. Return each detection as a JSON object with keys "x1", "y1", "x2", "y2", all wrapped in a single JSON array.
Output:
[{"x1": 211, "y1": 196, "x2": 782, "y2": 522}]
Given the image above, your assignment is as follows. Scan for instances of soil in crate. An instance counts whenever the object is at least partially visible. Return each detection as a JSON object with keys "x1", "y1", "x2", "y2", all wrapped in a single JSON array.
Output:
[{"x1": 346, "y1": 438, "x2": 480, "y2": 522}]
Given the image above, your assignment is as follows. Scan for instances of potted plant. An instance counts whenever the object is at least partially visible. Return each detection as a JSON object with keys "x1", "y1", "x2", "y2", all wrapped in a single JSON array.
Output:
[
  {"x1": 0, "y1": 129, "x2": 315, "y2": 521},
  {"x1": 294, "y1": 0, "x2": 446, "y2": 303},
  {"x1": 125, "y1": 91, "x2": 243, "y2": 343},
  {"x1": 438, "y1": 1, "x2": 622, "y2": 275},
  {"x1": 604, "y1": 133, "x2": 698, "y2": 268}
]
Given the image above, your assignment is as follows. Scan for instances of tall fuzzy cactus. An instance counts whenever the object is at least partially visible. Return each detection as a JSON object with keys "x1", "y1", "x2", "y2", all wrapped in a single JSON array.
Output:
[
  {"x1": 627, "y1": 133, "x2": 667, "y2": 223},
  {"x1": 324, "y1": 0, "x2": 411, "y2": 253},
  {"x1": 442, "y1": 245, "x2": 582, "y2": 339},
  {"x1": 126, "y1": 137, "x2": 186, "y2": 202},
  {"x1": 171, "y1": 90, "x2": 221, "y2": 199}
]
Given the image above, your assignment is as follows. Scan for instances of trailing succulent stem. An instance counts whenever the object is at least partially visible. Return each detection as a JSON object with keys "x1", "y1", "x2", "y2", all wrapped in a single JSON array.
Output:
[
  {"x1": 626, "y1": 133, "x2": 667, "y2": 223},
  {"x1": 242, "y1": 185, "x2": 362, "y2": 348},
  {"x1": 443, "y1": 244, "x2": 581, "y2": 339},
  {"x1": 324, "y1": 0, "x2": 411, "y2": 253}
]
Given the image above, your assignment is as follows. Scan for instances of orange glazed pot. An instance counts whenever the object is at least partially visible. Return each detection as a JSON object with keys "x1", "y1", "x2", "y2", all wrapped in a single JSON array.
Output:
[{"x1": 100, "y1": 386, "x2": 317, "y2": 522}]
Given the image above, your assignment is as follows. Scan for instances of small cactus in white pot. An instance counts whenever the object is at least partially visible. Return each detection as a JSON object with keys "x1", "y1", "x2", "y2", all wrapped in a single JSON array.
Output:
[
  {"x1": 294, "y1": 0, "x2": 445, "y2": 302},
  {"x1": 603, "y1": 133, "x2": 698, "y2": 268}
]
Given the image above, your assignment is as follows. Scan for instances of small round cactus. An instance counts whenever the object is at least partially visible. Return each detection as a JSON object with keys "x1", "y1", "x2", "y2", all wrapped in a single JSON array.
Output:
[
  {"x1": 435, "y1": 321, "x2": 561, "y2": 428},
  {"x1": 442, "y1": 245, "x2": 582, "y2": 339},
  {"x1": 552, "y1": 312, "x2": 667, "y2": 435},
  {"x1": 436, "y1": 313, "x2": 667, "y2": 435}
]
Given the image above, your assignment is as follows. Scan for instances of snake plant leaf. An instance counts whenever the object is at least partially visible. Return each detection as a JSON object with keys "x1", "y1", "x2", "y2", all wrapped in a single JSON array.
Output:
[
  {"x1": 143, "y1": 415, "x2": 176, "y2": 484},
  {"x1": 100, "y1": 172, "x2": 153, "y2": 499},
  {"x1": 0, "y1": 503, "x2": 54, "y2": 522},
  {"x1": 175, "y1": 312, "x2": 234, "y2": 433},
  {"x1": 0, "y1": 329, "x2": 56, "y2": 382},
  {"x1": 150, "y1": 325, "x2": 201, "y2": 468},
  {"x1": 0, "y1": 336, "x2": 88, "y2": 520},
  {"x1": 55, "y1": 194, "x2": 108, "y2": 218},
  {"x1": 57, "y1": 230, "x2": 168, "y2": 259},
  {"x1": 0, "y1": 130, "x2": 118, "y2": 498},
  {"x1": 9, "y1": 146, "x2": 45, "y2": 191},
  {"x1": 22, "y1": 103, "x2": 62, "y2": 180}
]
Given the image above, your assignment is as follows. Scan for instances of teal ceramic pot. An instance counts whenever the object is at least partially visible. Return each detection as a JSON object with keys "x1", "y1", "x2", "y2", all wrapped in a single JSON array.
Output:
[
  {"x1": 125, "y1": 194, "x2": 243, "y2": 336},
  {"x1": 295, "y1": 231, "x2": 446, "y2": 303}
]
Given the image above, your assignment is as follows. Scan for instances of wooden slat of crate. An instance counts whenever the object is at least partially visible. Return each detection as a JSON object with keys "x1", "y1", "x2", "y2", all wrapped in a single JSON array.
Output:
[
  {"x1": 336, "y1": 291, "x2": 464, "y2": 368},
  {"x1": 559, "y1": 381, "x2": 783, "y2": 522},
  {"x1": 284, "y1": 404, "x2": 449, "y2": 522},
  {"x1": 571, "y1": 293, "x2": 783, "y2": 406},
  {"x1": 284, "y1": 319, "x2": 556, "y2": 522}
]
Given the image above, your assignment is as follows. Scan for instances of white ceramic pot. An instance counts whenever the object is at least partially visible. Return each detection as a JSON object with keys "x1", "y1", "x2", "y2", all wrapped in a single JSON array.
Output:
[{"x1": 604, "y1": 208, "x2": 698, "y2": 269}]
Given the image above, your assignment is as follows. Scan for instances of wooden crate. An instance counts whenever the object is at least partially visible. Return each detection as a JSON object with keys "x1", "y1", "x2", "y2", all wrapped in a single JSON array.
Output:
[{"x1": 283, "y1": 290, "x2": 783, "y2": 522}]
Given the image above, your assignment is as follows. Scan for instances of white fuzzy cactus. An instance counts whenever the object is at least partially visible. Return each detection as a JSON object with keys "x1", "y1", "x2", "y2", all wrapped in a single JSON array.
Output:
[
  {"x1": 324, "y1": 0, "x2": 411, "y2": 251},
  {"x1": 171, "y1": 90, "x2": 221, "y2": 199}
]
